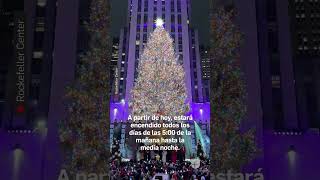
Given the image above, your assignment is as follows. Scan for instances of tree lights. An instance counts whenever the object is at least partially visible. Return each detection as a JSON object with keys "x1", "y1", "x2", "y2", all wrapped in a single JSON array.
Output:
[{"x1": 129, "y1": 22, "x2": 189, "y2": 117}]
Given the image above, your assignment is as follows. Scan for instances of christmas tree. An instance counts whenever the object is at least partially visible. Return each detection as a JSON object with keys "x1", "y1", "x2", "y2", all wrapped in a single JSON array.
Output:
[
  {"x1": 129, "y1": 19, "x2": 189, "y2": 117},
  {"x1": 59, "y1": 0, "x2": 111, "y2": 175},
  {"x1": 210, "y1": 8, "x2": 259, "y2": 173}
]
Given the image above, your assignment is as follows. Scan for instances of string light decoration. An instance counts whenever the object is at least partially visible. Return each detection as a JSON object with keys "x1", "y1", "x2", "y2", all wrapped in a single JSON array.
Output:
[
  {"x1": 129, "y1": 20, "x2": 189, "y2": 117},
  {"x1": 210, "y1": 8, "x2": 259, "y2": 173},
  {"x1": 59, "y1": 0, "x2": 110, "y2": 175}
]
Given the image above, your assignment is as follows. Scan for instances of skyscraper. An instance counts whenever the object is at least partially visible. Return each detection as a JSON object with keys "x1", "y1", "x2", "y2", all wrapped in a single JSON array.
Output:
[
  {"x1": 0, "y1": 0, "x2": 59, "y2": 179},
  {"x1": 200, "y1": 46, "x2": 210, "y2": 102},
  {"x1": 0, "y1": 0, "x2": 23, "y2": 127},
  {"x1": 256, "y1": 0, "x2": 320, "y2": 130},
  {"x1": 289, "y1": 0, "x2": 320, "y2": 129},
  {"x1": 0, "y1": 0, "x2": 96, "y2": 179},
  {"x1": 114, "y1": 0, "x2": 205, "y2": 105},
  {"x1": 189, "y1": 29, "x2": 205, "y2": 102},
  {"x1": 0, "y1": 0, "x2": 57, "y2": 130},
  {"x1": 110, "y1": 37, "x2": 119, "y2": 97},
  {"x1": 113, "y1": 28, "x2": 129, "y2": 102}
]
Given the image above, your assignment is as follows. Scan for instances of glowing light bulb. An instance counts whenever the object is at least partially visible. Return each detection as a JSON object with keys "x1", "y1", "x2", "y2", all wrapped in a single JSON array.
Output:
[{"x1": 155, "y1": 18, "x2": 164, "y2": 27}]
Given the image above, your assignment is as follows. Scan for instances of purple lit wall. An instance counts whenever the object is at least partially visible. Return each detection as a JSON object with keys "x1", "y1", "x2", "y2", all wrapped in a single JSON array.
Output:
[
  {"x1": 0, "y1": 131, "x2": 44, "y2": 180},
  {"x1": 263, "y1": 132, "x2": 320, "y2": 180}
]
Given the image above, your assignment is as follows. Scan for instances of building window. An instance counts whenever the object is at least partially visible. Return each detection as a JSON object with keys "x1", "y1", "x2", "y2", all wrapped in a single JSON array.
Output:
[
  {"x1": 268, "y1": 30, "x2": 278, "y2": 53},
  {"x1": 34, "y1": 32, "x2": 44, "y2": 50},
  {"x1": 272, "y1": 75, "x2": 281, "y2": 88},
  {"x1": 33, "y1": 51, "x2": 44, "y2": 59},
  {"x1": 171, "y1": 26, "x2": 175, "y2": 32},
  {"x1": 171, "y1": 0, "x2": 174, "y2": 12},
  {"x1": 138, "y1": 0, "x2": 142, "y2": 12},
  {"x1": 37, "y1": 0, "x2": 47, "y2": 7},
  {"x1": 36, "y1": 5, "x2": 46, "y2": 17},
  {"x1": 32, "y1": 60, "x2": 42, "y2": 74},
  {"x1": 30, "y1": 83, "x2": 40, "y2": 99},
  {"x1": 137, "y1": 14, "x2": 141, "y2": 24},
  {"x1": 177, "y1": 0, "x2": 181, "y2": 12},
  {"x1": 154, "y1": 14, "x2": 157, "y2": 21},
  {"x1": 35, "y1": 17, "x2": 45, "y2": 30},
  {"x1": 144, "y1": 14, "x2": 148, "y2": 23},
  {"x1": 143, "y1": 34, "x2": 147, "y2": 43},
  {"x1": 144, "y1": 0, "x2": 148, "y2": 12}
]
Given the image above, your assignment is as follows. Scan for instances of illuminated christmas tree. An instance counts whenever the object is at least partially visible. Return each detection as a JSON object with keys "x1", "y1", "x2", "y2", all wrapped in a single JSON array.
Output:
[
  {"x1": 59, "y1": 0, "x2": 111, "y2": 175},
  {"x1": 129, "y1": 19, "x2": 189, "y2": 117},
  {"x1": 210, "y1": 8, "x2": 259, "y2": 173}
]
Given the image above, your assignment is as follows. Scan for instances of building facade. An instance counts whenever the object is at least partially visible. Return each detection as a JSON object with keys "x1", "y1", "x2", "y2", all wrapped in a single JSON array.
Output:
[
  {"x1": 110, "y1": 37, "x2": 119, "y2": 99},
  {"x1": 199, "y1": 46, "x2": 210, "y2": 102},
  {"x1": 255, "y1": 0, "x2": 320, "y2": 131},
  {"x1": 189, "y1": 29, "x2": 205, "y2": 102},
  {"x1": 289, "y1": 0, "x2": 320, "y2": 129},
  {"x1": 112, "y1": 28, "x2": 129, "y2": 102},
  {"x1": 0, "y1": 0, "x2": 57, "y2": 130},
  {"x1": 0, "y1": 0, "x2": 59, "y2": 179}
]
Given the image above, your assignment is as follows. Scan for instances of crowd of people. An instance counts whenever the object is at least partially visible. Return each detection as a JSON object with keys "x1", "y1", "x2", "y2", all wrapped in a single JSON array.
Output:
[
  {"x1": 110, "y1": 159, "x2": 210, "y2": 180},
  {"x1": 110, "y1": 137, "x2": 210, "y2": 179},
  {"x1": 135, "y1": 144, "x2": 187, "y2": 163}
]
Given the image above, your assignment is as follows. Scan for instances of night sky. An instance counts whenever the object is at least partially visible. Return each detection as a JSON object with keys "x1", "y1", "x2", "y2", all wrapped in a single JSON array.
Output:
[{"x1": 110, "y1": 0, "x2": 210, "y2": 46}]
